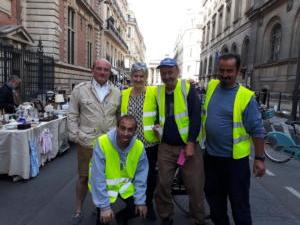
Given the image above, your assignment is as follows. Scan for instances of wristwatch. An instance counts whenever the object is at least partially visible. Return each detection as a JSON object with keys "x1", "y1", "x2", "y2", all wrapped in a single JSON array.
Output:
[{"x1": 254, "y1": 155, "x2": 265, "y2": 162}]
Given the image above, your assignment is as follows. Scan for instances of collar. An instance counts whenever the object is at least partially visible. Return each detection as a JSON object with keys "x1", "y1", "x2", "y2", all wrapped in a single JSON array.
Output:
[{"x1": 92, "y1": 79, "x2": 109, "y2": 89}]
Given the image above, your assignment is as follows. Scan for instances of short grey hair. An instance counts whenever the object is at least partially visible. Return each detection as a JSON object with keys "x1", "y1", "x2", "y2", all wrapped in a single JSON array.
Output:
[{"x1": 130, "y1": 62, "x2": 148, "y2": 76}]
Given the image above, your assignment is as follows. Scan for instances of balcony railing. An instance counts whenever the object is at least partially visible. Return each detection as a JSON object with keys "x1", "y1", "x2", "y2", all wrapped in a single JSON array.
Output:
[{"x1": 106, "y1": 17, "x2": 128, "y2": 51}]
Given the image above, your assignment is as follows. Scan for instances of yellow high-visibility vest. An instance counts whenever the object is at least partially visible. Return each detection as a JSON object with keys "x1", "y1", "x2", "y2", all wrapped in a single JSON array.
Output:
[
  {"x1": 199, "y1": 79, "x2": 254, "y2": 159},
  {"x1": 121, "y1": 86, "x2": 159, "y2": 144},
  {"x1": 157, "y1": 79, "x2": 190, "y2": 143},
  {"x1": 88, "y1": 134, "x2": 144, "y2": 203}
]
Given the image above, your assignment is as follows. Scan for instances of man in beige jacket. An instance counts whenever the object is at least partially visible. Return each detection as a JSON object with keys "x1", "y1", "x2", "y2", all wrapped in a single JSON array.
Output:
[{"x1": 68, "y1": 58, "x2": 120, "y2": 224}]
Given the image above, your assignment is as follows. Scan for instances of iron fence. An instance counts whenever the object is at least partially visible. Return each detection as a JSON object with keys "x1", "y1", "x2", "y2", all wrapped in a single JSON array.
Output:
[{"x1": 0, "y1": 42, "x2": 54, "y2": 101}]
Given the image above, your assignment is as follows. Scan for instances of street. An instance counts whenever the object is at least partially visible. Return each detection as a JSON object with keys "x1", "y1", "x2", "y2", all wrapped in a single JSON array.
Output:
[{"x1": 0, "y1": 145, "x2": 300, "y2": 225}]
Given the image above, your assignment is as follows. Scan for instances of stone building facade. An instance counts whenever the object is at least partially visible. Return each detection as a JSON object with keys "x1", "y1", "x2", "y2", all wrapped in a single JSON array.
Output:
[
  {"x1": 199, "y1": 0, "x2": 253, "y2": 87},
  {"x1": 248, "y1": 0, "x2": 300, "y2": 109},
  {"x1": 125, "y1": 10, "x2": 146, "y2": 71},
  {"x1": 199, "y1": 0, "x2": 300, "y2": 110},
  {"x1": 99, "y1": 0, "x2": 129, "y2": 85},
  {"x1": 0, "y1": 0, "x2": 103, "y2": 93},
  {"x1": 174, "y1": 8, "x2": 202, "y2": 81}
]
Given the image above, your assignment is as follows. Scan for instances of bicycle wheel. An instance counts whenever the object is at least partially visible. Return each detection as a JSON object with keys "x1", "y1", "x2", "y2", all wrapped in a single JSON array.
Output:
[
  {"x1": 264, "y1": 133, "x2": 294, "y2": 163},
  {"x1": 171, "y1": 168, "x2": 189, "y2": 216},
  {"x1": 172, "y1": 195, "x2": 189, "y2": 216}
]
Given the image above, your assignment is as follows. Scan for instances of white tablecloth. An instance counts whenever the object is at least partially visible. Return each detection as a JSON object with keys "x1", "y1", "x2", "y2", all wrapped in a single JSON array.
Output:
[{"x1": 0, "y1": 117, "x2": 69, "y2": 179}]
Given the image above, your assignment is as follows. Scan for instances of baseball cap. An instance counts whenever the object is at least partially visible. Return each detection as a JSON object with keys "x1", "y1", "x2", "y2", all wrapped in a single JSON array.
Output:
[{"x1": 157, "y1": 58, "x2": 178, "y2": 69}]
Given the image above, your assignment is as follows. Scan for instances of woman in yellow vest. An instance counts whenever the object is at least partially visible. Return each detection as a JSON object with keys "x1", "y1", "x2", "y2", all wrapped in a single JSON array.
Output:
[{"x1": 120, "y1": 62, "x2": 159, "y2": 220}]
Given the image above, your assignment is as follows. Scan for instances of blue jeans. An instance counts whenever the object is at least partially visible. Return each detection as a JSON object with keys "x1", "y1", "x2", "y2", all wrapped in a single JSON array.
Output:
[{"x1": 204, "y1": 153, "x2": 252, "y2": 225}]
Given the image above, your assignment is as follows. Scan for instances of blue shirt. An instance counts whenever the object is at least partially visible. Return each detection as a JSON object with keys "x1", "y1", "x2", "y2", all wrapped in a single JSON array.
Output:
[
  {"x1": 205, "y1": 85, "x2": 265, "y2": 158},
  {"x1": 89, "y1": 128, "x2": 149, "y2": 209}
]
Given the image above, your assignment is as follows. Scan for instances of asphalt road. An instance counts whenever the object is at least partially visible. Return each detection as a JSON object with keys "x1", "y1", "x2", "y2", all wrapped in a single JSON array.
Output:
[{"x1": 0, "y1": 145, "x2": 300, "y2": 225}]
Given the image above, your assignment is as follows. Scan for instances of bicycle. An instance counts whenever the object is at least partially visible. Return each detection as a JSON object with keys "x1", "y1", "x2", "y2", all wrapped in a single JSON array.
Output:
[
  {"x1": 261, "y1": 106, "x2": 300, "y2": 163},
  {"x1": 171, "y1": 167, "x2": 189, "y2": 215},
  {"x1": 264, "y1": 121, "x2": 300, "y2": 163}
]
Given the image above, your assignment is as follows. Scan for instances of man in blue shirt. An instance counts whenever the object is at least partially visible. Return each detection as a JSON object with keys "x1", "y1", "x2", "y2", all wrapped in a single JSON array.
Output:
[
  {"x1": 89, "y1": 115, "x2": 148, "y2": 225},
  {"x1": 202, "y1": 53, "x2": 265, "y2": 225}
]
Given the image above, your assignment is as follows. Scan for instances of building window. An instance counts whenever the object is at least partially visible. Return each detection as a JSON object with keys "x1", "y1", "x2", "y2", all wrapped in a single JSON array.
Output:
[
  {"x1": 204, "y1": 58, "x2": 207, "y2": 75},
  {"x1": 225, "y1": 2, "x2": 231, "y2": 28},
  {"x1": 187, "y1": 65, "x2": 191, "y2": 73},
  {"x1": 231, "y1": 43, "x2": 237, "y2": 54},
  {"x1": 106, "y1": 42, "x2": 110, "y2": 62},
  {"x1": 234, "y1": 0, "x2": 241, "y2": 21},
  {"x1": 128, "y1": 26, "x2": 131, "y2": 38},
  {"x1": 208, "y1": 56, "x2": 213, "y2": 74},
  {"x1": 200, "y1": 61, "x2": 203, "y2": 76},
  {"x1": 206, "y1": 23, "x2": 210, "y2": 44},
  {"x1": 190, "y1": 48, "x2": 193, "y2": 57},
  {"x1": 211, "y1": 14, "x2": 216, "y2": 40},
  {"x1": 245, "y1": 0, "x2": 251, "y2": 11},
  {"x1": 218, "y1": 7, "x2": 223, "y2": 34},
  {"x1": 87, "y1": 25, "x2": 93, "y2": 68},
  {"x1": 270, "y1": 23, "x2": 282, "y2": 61},
  {"x1": 203, "y1": 27, "x2": 206, "y2": 45},
  {"x1": 241, "y1": 37, "x2": 250, "y2": 67},
  {"x1": 68, "y1": 7, "x2": 75, "y2": 64},
  {"x1": 221, "y1": 45, "x2": 229, "y2": 54}
]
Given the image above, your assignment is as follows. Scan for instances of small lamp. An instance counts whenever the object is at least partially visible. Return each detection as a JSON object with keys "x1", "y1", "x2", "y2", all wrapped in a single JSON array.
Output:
[{"x1": 55, "y1": 94, "x2": 64, "y2": 110}]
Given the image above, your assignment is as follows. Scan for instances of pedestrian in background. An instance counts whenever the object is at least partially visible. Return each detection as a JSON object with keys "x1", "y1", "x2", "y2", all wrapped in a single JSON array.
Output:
[
  {"x1": 68, "y1": 58, "x2": 121, "y2": 225},
  {"x1": 120, "y1": 62, "x2": 159, "y2": 220},
  {"x1": 0, "y1": 75, "x2": 21, "y2": 114},
  {"x1": 154, "y1": 58, "x2": 205, "y2": 225},
  {"x1": 199, "y1": 53, "x2": 265, "y2": 225},
  {"x1": 89, "y1": 115, "x2": 148, "y2": 225}
]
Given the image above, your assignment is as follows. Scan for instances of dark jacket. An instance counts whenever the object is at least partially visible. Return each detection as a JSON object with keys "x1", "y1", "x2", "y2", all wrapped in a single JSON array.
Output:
[{"x1": 0, "y1": 84, "x2": 16, "y2": 113}]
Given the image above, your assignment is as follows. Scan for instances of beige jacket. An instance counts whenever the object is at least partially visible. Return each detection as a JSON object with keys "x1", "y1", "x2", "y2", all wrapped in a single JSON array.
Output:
[{"x1": 67, "y1": 80, "x2": 120, "y2": 148}]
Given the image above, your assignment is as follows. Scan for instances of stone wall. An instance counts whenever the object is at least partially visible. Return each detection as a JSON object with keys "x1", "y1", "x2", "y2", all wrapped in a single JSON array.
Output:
[{"x1": 54, "y1": 62, "x2": 92, "y2": 94}]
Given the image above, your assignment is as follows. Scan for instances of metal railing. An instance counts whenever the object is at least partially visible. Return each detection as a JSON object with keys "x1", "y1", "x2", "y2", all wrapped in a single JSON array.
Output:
[{"x1": 0, "y1": 42, "x2": 54, "y2": 101}]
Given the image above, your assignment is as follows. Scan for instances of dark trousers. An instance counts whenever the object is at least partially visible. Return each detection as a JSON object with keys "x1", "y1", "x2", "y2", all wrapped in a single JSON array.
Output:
[
  {"x1": 96, "y1": 197, "x2": 136, "y2": 225},
  {"x1": 204, "y1": 153, "x2": 252, "y2": 225},
  {"x1": 155, "y1": 143, "x2": 205, "y2": 225},
  {"x1": 145, "y1": 145, "x2": 158, "y2": 207}
]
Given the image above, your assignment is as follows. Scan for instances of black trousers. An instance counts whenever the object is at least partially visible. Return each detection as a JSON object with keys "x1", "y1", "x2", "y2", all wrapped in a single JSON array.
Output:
[
  {"x1": 96, "y1": 197, "x2": 136, "y2": 225},
  {"x1": 204, "y1": 153, "x2": 252, "y2": 225},
  {"x1": 145, "y1": 144, "x2": 158, "y2": 207}
]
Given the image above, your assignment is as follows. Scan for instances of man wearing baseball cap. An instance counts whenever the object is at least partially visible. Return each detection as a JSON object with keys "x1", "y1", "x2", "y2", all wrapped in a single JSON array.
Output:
[{"x1": 154, "y1": 58, "x2": 205, "y2": 225}]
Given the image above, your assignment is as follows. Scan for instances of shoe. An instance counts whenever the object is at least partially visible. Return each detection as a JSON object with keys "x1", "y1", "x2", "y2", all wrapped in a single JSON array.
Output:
[
  {"x1": 71, "y1": 212, "x2": 83, "y2": 225},
  {"x1": 147, "y1": 206, "x2": 157, "y2": 221},
  {"x1": 160, "y1": 218, "x2": 173, "y2": 225}
]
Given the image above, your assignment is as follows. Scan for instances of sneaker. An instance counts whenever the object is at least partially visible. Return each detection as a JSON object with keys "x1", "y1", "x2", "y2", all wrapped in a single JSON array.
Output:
[{"x1": 71, "y1": 212, "x2": 83, "y2": 225}]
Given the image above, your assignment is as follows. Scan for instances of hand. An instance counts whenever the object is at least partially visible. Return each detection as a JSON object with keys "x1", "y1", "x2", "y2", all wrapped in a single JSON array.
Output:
[
  {"x1": 100, "y1": 208, "x2": 114, "y2": 224},
  {"x1": 253, "y1": 160, "x2": 265, "y2": 177},
  {"x1": 135, "y1": 205, "x2": 147, "y2": 219},
  {"x1": 152, "y1": 124, "x2": 162, "y2": 139},
  {"x1": 184, "y1": 142, "x2": 195, "y2": 158}
]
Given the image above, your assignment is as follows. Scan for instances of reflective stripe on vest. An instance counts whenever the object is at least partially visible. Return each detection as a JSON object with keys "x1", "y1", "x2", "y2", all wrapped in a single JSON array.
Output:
[
  {"x1": 88, "y1": 134, "x2": 144, "y2": 203},
  {"x1": 157, "y1": 79, "x2": 190, "y2": 143},
  {"x1": 121, "y1": 86, "x2": 159, "y2": 144},
  {"x1": 199, "y1": 79, "x2": 254, "y2": 159}
]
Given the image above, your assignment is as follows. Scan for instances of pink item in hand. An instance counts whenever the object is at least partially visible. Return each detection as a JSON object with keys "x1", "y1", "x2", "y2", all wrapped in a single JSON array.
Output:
[{"x1": 177, "y1": 149, "x2": 186, "y2": 166}]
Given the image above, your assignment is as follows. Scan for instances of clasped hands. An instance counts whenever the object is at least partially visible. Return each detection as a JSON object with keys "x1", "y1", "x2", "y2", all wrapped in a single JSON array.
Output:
[{"x1": 100, "y1": 205, "x2": 147, "y2": 224}]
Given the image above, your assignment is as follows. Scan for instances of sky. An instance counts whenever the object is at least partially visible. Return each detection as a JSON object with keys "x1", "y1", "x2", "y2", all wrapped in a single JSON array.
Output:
[{"x1": 127, "y1": 0, "x2": 200, "y2": 62}]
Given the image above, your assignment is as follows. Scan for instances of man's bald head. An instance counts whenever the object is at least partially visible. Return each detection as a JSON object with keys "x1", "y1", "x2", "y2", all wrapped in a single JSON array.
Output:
[{"x1": 92, "y1": 59, "x2": 112, "y2": 85}]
